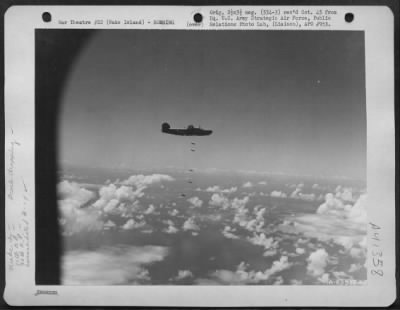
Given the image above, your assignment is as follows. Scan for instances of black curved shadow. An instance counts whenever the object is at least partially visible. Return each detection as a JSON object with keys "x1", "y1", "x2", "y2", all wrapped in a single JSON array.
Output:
[{"x1": 35, "y1": 29, "x2": 95, "y2": 284}]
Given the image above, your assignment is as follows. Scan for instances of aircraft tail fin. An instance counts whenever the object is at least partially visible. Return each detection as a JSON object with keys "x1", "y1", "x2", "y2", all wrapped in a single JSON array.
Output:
[{"x1": 162, "y1": 122, "x2": 170, "y2": 132}]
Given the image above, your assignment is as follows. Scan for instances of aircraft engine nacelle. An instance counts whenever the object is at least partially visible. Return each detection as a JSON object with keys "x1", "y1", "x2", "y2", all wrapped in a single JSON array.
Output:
[{"x1": 162, "y1": 122, "x2": 171, "y2": 132}]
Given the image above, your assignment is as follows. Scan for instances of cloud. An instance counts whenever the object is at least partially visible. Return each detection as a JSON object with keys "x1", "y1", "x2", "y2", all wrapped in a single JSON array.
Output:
[
  {"x1": 307, "y1": 248, "x2": 329, "y2": 277},
  {"x1": 62, "y1": 245, "x2": 168, "y2": 285},
  {"x1": 92, "y1": 183, "x2": 143, "y2": 218},
  {"x1": 59, "y1": 200, "x2": 104, "y2": 235},
  {"x1": 290, "y1": 187, "x2": 316, "y2": 201},
  {"x1": 273, "y1": 276, "x2": 284, "y2": 285},
  {"x1": 222, "y1": 226, "x2": 240, "y2": 239},
  {"x1": 270, "y1": 190, "x2": 287, "y2": 198},
  {"x1": 231, "y1": 196, "x2": 250, "y2": 209},
  {"x1": 298, "y1": 193, "x2": 316, "y2": 201},
  {"x1": 263, "y1": 249, "x2": 278, "y2": 257},
  {"x1": 187, "y1": 196, "x2": 203, "y2": 208},
  {"x1": 103, "y1": 220, "x2": 117, "y2": 230},
  {"x1": 103, "y1": 199, "x2": 120, "y2": 213},
  {"x1": 144, "y1": 204, "x2": 156, "y2": 214},
  {"x1": 279, "y1": 194, "x2": 368, "y2": 260},
  {"x1": 218, "y1": 256, "x2": 291, "y2": 284},
  {"x1": 205, "y1": 186, "x2": 237, "y2": 194},
  {"x1": 232, "y1": 200, "x2": 265, "y2": 233},
  {"x1": 206, "y1": 185, "x2": 220, "y2": 192},
  {"x1": 183, "y1": 217, "x2": 200, "y2": 231},
  {"x1": 349, "y1": 247, "x2": 365, "y2": 259},
  {"x1": 91, "y1": 174, "x2": 174, "y2": 217},
  {"x1": 254, "y1": 206, "x2": 266, "y2": 220},
  {"x1": 209, "y1": 193, "x2": 230, "y2": 209},
  {"x1": 121, "y1": 174, "x2": 174, "y2": 188},
  {"x1": 336, "y1": 187, "x2": 354, "y2": 202},
  {"x1": 58, "y1": 181, "x2": 103, "y2": 235},
  {"x1": 295, "y1": 247, "x2": 305, "y2": 255},
  {"x1": 346, "y1": 194, "x2": 367, "y2": 223},
  {"x1": 247, "y1": 233, "x2": 278, "y2": 250},
  {"x1": 348, "y1": 263, "x2": 363, "y2": 273},
  {"x1": 290, "y1": 187, "x2": 302, "y2": 198},
  {"x1": 171, "y1": 270, "x2": 193, "y2": 281},
  {"x1": 86, "y1": 174, "x2": 174, "y2": 218},
  {"x1": 318, "y1": 273, "x2": 330, "y2": 284},
  {"x1": 197, "y1": 256, "x2": 292, "y2": 285},
  {"x1": 258, "y1": 181, "x2": 267, "y2": 185},
  {"x1": 164, "y1": 220, "x2": 179, "y2": 234},
  {"x1": 317, "y1": 193, "x2": 344, "y2": 215},
  {"x1": 122, "y1": 218, "x2": 146, "y2": 230},
  {"x1": 58, "y1": 180, "x2": 95, "y2": 205},
  {"x1": 243, "y1": 182, "x2": 253, "y2": 188},
  {"x1": 168, "y1": 209, "x2": 179, "y2": 216}
]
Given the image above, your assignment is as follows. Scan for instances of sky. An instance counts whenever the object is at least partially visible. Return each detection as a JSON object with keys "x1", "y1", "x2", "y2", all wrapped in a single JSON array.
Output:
[{"x1": 58, "y1": 30, "x2": 366, "y2": 179}]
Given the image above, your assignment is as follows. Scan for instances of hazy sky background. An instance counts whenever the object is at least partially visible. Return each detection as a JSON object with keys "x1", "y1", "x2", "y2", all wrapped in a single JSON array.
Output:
[{"x1": 59, "y1": 30, "x2": 366, "y2": 179}]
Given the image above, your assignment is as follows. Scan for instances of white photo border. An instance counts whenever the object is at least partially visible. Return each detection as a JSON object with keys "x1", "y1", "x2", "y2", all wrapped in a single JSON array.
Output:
[{"x1": 4, "y1": 5, "x2": 396, "y2": 307}]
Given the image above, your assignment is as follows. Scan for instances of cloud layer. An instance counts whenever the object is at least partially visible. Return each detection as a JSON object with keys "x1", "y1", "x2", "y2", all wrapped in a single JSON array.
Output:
[{"x1": 62, "y1": 245, "x2": 168, "y2": 285}]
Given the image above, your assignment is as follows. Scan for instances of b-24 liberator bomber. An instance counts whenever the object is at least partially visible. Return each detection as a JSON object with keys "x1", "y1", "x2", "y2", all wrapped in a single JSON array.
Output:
[{"x1": 162, "y1": 123, "x2": 213, "y2": 136}]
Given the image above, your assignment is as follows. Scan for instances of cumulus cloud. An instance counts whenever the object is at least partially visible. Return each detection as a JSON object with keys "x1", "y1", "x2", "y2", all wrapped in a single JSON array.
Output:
[
  {"x1": 296, "y1": 247, "x2": 305, "y2": 255},
  {"x1": 263, "y1": 249, "x2": 278, "y2": 257},
  {"x1": 247, "y1": 233, "x2": 278, "y2": 250},
  {"x1": 336, "y1": 187, "x2": 354, "y2": 202},
  {"x1": 348, "y1": 263, "x2": 363, "y2": 273},
  {"x1": 231, "y1": 196, "x2": 250, "y2": 209},
  {"x1": 273, "y1": 276, "x2": 284, "y2": 285},
  {"x1": 59, "y1": 201, "x2": 104, "y2": 235},
  {"x1": 205, "y1": 185, "x2": 237, "y2": 194},
  {"x1": 187, "y1": 196, "x2": 203, "y2": 208},
  {"x1": 307, "y1": 248, "x2": 329, "y2": 277},
  {"x1": 62, "y1": 245, "x2": 168, "y2": 285},
  {"x1": 212, "y1": 256, "x2": 292, "y2": 284},
  {"x1": 232, "y1": 200, "x2": 265, "y2": 233},
  {"x1": 59, "y1": 174, "x2": 176, "y2": 235},
  {"x1": 58, "y1": 180, "x2": 95, "y2": 205},
  {"x1": 122, "y1": 218, "x2": 146, "y2": 230},
  {"x1": 58, "y1": 181, "x2": 103, "y2": 235},
  {"x1": 93, "y1": 184, "x2": 143, "y2": 218},
  {"x1": 279, "y1": 194, "x2": 368, "y2": 261},
  {"x1": 290, "y1": 187, "x2": 302, "y2": 198},
  {"x1": 317, "y1": 193, "x2": 344, "y2": 215},
  {"x1": 222, "y1": 226, "x2": 240, "y2": 239},
  {"x1": 183, "y1": 217, "x2": 200, "y2": 231},
  {"x1": 254, "y1": 206, "x2": 266, "y2": 220},
  {"x1": 171, "y1": 270, "x2": 193, "y2": 281},
  {"x1": 290, "y1": 186, "x2": 316, "y2": 201},
  {"x1": 209, "y1": 193, "x2": 230, "y2": 209},
  {"x1": 270, "y1": 191, "x2": 287, "y2": 198},
  {"x1": 168, "y1": 209, "x2": 179, "y2": 217},
  {"x1": 121, "y1": 174, "x2": 174, "y2": 188},
  {"x1": 318, "y1": 273, "x2": 330, "y2": 284},
  {"x1": 298, "y1": 193, "x2": 316, "y2": 201},
  {"x1": 144, "y1": 204, "x2": 156, "y2": 214},
  {"x1": 243, "y1": 182, "x2": 253, "y2": 188},
  {"x1": 346, "y1": 194, "x2": 367, "y2": 223},
  {"x1": 164, "y1": 220, "x2": 179, "y2": 234}
]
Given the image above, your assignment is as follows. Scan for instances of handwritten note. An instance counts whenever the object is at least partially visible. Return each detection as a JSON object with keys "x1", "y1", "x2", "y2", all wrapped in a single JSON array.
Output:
[
  {"x1": 369, "y1": 222, "x2": 383, "y2": 277},
  {"x1": 7, "y1": 129, "x2": 20, "y2": 201},
  {"x1": 6, "y1": 181, "x2": 31, "y2": 271},
  {"x1": 6, "y1": 128, "x2": 31, "y2": 272}
]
